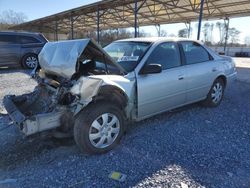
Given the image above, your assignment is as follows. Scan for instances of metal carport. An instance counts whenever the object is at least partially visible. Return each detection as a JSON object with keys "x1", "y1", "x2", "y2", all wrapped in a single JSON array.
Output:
[{"x1": 10, "y1": 0, "x2": 250, "y2": 43}]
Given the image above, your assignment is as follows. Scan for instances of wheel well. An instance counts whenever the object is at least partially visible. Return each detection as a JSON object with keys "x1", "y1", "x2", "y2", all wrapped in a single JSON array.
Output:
[
  {"x1": 93, "y1": 85, "x2": 128, "y2": 109},
  {"x1": 22, "y1": 53, "x2": 38, "y2": 60},
  {"x1": 20, "y1": 53, "x2": 38, "y2": 65},
  {"x1": 217, "y1": 75, "x2": 227, "y2": 87}
]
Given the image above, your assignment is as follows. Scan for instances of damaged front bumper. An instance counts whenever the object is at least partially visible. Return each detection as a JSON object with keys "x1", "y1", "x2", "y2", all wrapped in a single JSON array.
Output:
[
  {"x1": 3, "y1": 75, "x2": 106, "y2": 136},
  {"x1": 3, "y1": 93, "x2": 64, "y2": 136}
]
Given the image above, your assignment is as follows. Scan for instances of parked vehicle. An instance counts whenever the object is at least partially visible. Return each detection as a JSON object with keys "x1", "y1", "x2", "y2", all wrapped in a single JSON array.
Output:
[
  {"x1": 0, "y1": 31, "x2": 48, "y2": 69},
  {"x1": 4, "y1": 38, "x2": 237, "y2": 154}
]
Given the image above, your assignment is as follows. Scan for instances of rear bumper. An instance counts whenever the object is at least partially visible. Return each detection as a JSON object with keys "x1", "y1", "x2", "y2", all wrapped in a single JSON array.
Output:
[{"x1": 3, "y1": 95, "x2": 63, "y2": 136}]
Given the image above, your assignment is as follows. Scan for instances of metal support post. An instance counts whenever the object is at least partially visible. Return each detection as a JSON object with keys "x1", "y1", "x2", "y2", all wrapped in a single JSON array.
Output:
[
  {"x1": 97, "y1": 7, "x2": 100, "y2": 43},
  {"x1": 155, "y1": 24, "x2": 161, "y2": 37},
  {"x1": 188, "y1": 22, "x2": 191, "y2": 38},
  {"x1": 70, "y1": 15, "x2": 74, "y2": 39},
  {"x1": 134, "y1": 0, "x2": 138, "y2": 38},
  {"x1": 224, "y1": 17, "x2": 230, "y2": 54},
  {"x1": 55, "y1": 21, "x2": 58, "y2": 41},
  {"x1": 197, "y1": 0, "x2": 204, "y2": 40}
]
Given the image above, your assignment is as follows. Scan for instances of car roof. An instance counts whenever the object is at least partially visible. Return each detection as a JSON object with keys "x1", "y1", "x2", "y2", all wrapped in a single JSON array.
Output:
[
  {"x1": 116, "y1": 37, "x2": 201, "y2": 44},
  {"x1": 0, "y1": 31, "x2": 42, "y2": 36}
]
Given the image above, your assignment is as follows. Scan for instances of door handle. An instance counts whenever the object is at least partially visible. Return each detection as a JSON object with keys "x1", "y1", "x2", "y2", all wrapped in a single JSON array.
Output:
[{"x1": 178, "y1": 75, "x2": 184, "y2": 80}]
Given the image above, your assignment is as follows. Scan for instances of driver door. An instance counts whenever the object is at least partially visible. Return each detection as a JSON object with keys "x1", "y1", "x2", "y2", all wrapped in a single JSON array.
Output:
[{"x1": 136, "y1": 42, "x2": 187, "y2": 119}]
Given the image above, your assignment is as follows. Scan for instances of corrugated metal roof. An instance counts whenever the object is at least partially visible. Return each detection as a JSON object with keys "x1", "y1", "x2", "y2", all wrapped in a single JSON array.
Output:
[{"x1": 10, "y1": 0, "x2": 250, "y2": 34}]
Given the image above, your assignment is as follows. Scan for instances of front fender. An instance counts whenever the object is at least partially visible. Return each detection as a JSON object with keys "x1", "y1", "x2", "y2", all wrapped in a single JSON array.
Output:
[{"x1": 70, "y1": 75, "x2": 135, "y2": 117}]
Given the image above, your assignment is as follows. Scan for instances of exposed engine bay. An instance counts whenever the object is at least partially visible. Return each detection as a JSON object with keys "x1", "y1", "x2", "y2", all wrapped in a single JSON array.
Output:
[{"x1": 4, "y1": 71, "x2": 77, "y2": 136}]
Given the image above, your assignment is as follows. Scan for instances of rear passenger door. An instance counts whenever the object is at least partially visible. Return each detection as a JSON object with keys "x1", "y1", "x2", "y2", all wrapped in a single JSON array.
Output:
[
  {"x1": 0, "y1": 34, "x2": 20, "y2": 66},
  {"x1": 179, "y1": 41, "x2": 218, "y2": 102},
  {"x1": 19, "y1": 35, "x2": 44, "y2": 54},
  {"x1": 137, "y1": 42, "x2": 187, "y2": 119}
]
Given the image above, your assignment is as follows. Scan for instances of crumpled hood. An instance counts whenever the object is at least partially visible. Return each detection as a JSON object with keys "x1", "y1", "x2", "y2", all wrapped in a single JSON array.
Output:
[{"x1": 38, "y1": 38, "x2": 125, "y2": 78}]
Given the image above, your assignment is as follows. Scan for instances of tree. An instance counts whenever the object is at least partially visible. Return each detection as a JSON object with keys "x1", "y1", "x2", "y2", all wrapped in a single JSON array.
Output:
[
  {"x1": 168, "y1": 33, "x2": 177, "y2": 38},
  {"x1": 0, "y1": 10, "x2": 28, "y2": 30},
  {"x1": 245, "y1": 36, "x2": 250, "y2": 46},
  {"x1": 202, "y1": 22, "x2": 210, "y2": 42},
  {"x1": 187, "y1": 26, "x2": 193, "y2": 38},
  {"x1": 216, "y1": 21, "x2": 226, "y2": 44},
  {"x1": 178, "y1": 28, "x2": 188, "y2": 38},
  {"x1": 0, "y1": 10, "x2": 27, "y2": 24},
  {"x1": 73, "y1": 28, "x2": 150, "y2": 46},
  {"x1": 202, "y1": 22, "x2": 214, "y2": 44},
  {"x1": 228, "y1": 27, "x2": 240, "y2": 44},
  {"x1": 209, "y1": 23, "x2": 214, "y2": 43},
  {"x1": 159, "y1": 30, "x2": 167, "y2": 37},
  {"x1": 137, "y1": 29, "x2": 149, "y2": 37}
]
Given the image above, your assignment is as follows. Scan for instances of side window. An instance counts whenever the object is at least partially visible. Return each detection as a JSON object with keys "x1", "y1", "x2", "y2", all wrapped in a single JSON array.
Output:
[
  {"x1": 147, "y1": 42, "x2": 181, "y2": 70},
  {"x1": 0, "y1": 35, "x2": 18, "y2": 44},
  {"x1": 180, "y1": 41, "x2": 211, "y2": 64},
  {"x1": 20, "y1": 36, "x2": 40, "y2": 44}
]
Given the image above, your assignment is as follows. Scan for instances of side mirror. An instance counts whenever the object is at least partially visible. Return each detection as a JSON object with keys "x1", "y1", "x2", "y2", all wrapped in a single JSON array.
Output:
[{"x1": 140, "y1": 64, "x2": 162, "y2": 74}]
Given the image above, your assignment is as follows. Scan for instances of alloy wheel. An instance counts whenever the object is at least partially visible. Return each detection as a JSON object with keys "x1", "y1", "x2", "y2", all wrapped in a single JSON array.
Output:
[
  {"x1": 89, "y1": 113, "x2": 120, "y2": 149},
  {"x1": 25, "y1": 56, "x2": 38, "y2": 69},
  {"x1": 211, "y1": 82, "x2": 223, "y2": 104}
]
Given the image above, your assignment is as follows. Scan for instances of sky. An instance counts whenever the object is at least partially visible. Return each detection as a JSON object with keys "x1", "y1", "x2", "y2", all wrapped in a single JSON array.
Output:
[
  {"x1": 0, "y1": 0, "x2": 96, "y2": 20},
  {"x1": 0, "y1": 0, "x2": 250, "y2": 43}
]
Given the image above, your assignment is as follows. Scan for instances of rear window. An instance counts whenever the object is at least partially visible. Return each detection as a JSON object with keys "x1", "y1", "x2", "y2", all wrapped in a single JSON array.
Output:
[
  {"x1": 0, "y1": 34, "x2": 18, "y2": 44},
  {"x1": 180, "y1": 41, "x2": 211, "y2": 64},
  {"x1": 20, "y1": 36, "x2": 40, "y2": 44}
]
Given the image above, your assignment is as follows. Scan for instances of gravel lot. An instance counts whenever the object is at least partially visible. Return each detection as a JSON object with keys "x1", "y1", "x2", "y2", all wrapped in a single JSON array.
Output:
[{"x1": 0, "y1": 58, "x2": 250, "y2": 188}]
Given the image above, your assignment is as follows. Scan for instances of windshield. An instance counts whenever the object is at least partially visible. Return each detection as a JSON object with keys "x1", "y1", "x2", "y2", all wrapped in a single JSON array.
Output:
[{"x1": 104, "y1": 41, "x2": 151, "y2": 72}]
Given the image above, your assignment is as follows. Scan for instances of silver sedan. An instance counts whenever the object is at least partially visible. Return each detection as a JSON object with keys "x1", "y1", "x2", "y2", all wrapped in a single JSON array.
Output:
[{"x1": 4, "y1": 38, "x2": 237, "y2": 154}]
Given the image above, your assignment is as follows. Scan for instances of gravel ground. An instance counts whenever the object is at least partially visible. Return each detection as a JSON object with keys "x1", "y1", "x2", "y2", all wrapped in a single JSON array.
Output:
[{"x1": 0, "y1": 59, "x2": 250, "y2": 188}]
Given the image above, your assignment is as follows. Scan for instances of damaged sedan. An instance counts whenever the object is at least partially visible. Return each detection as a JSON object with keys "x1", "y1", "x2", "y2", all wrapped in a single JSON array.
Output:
[{"x1": 4, "y1": 38, "x2": 237, "y2": 154}]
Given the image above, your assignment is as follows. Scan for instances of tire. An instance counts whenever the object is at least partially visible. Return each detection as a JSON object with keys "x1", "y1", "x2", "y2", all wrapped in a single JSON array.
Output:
[
  {"x1": 21, "y1": 53, "x2": 38, "y2": 69},
  {"x1": 74, "y1": 102, "x2": 125, "y2": 154},
  {"x1": 202, "y1": 78, "x2": 225, "y2": 107}
]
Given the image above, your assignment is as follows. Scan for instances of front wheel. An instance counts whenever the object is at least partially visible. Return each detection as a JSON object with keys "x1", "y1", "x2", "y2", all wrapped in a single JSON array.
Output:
[
  {"x1": 74, "y1": 102, "x2": 125, "y2": 154},
  {"x1": 202, "y1": 78, "x2": 225, "y2": 107}
]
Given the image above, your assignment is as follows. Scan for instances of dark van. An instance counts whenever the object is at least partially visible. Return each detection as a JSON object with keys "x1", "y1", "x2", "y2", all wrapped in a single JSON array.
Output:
[{"x1": 0, "y1": 31, "x2": 48, "y2": 69}]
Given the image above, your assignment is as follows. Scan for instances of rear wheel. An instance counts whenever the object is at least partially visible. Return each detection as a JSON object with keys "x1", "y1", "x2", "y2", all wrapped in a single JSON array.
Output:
[
  {"x1": 74, "y1": 102, "x2": 125, "y2": 154},
  {"x1": 202, "y1": 78, "x2": 225, "y2": 107},
  {"x1": 22, "y1": 54, "x2": 38, "y2": 69}
]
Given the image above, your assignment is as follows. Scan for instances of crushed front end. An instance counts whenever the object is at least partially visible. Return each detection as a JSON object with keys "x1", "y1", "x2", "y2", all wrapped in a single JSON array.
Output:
[
  {"x1": 3, "y1": 74, "x2": 76, "y2": 136},
  {"x1": 3, "y1": 39, "x2": 125, "y2": 136}
]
